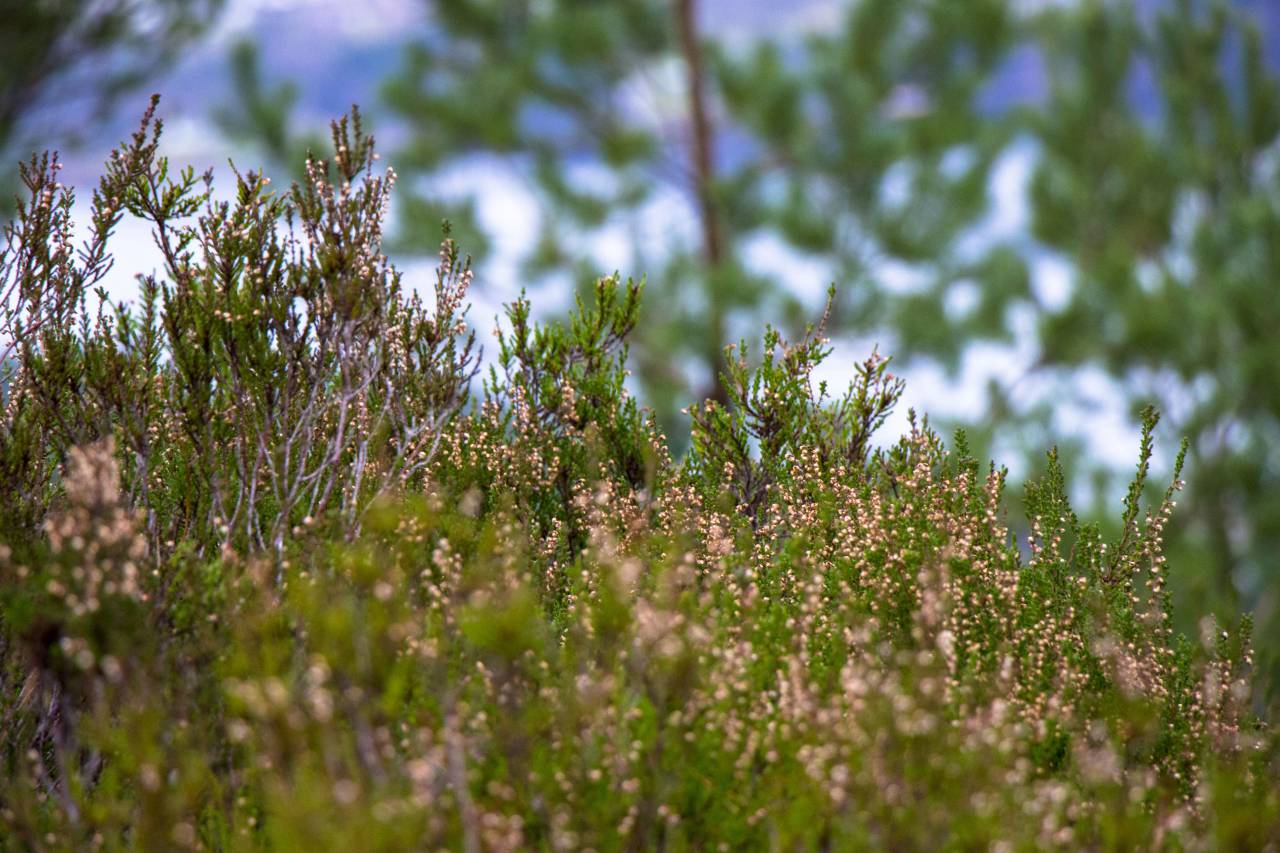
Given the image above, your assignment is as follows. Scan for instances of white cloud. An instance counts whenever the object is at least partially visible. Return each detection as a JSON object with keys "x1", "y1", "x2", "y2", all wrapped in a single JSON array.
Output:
[
  {"x1": 216, "y1": 0, "x2": 419, "y2": 45},
  {"x1": 1030, "y1": 250, "x2": 1072, "y2": 311}
]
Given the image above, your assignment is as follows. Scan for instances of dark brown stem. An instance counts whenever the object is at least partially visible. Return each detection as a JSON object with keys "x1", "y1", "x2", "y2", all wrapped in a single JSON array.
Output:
[{"x1": 674, "y1": 0, "x2": 729, "y2": 405}]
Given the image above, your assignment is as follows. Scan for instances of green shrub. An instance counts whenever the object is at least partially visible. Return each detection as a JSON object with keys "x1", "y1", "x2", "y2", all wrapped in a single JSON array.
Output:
[{"x1": 1, "y1": 104, "x2": 1276, "y2": 850}]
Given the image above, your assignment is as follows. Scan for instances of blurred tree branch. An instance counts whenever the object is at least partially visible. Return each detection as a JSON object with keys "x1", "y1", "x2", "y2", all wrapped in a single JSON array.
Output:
[{"x1": 0, "y1": 0, "x2": 224, "y2": 211}]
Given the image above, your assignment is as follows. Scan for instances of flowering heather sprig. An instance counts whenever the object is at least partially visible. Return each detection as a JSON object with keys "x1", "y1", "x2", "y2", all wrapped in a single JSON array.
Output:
[
  {"x1": 0, "y1": 101, "x2": 477, "y2": 558},
  {"x1": 0, "y1": 102, "x2": 1274, "y2": 850}
]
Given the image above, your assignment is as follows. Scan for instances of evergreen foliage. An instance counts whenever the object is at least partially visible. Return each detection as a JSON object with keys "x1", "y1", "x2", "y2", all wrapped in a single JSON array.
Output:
[{"x1": 1, "y1": 107, "x2": 1276, "y2": 850}]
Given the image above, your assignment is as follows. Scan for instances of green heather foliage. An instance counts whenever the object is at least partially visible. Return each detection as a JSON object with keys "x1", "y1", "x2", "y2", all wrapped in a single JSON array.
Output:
[
  {"x1": 217, "y1": 0, "x2": 1280, "y2": 701},
  {"x1": 1, "y1": 107, "x2": 1277, "y2": 851}
]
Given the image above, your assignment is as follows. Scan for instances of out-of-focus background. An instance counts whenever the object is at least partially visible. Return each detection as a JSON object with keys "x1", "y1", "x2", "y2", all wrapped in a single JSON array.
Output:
[{"x1": 3, "y1": 0, "x2": 1279, "y2": 704}]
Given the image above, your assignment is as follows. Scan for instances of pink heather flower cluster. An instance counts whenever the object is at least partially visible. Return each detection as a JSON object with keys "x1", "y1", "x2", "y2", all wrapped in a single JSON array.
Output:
[{"x1": 0, "y1": 103, "x2": 1274, "y2": 849}]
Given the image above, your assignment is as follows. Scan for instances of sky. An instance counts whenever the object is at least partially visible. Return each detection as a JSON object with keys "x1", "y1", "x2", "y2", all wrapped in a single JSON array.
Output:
[{"x1": 30, "y1": 0, "x2": 1279, "y2": 500}]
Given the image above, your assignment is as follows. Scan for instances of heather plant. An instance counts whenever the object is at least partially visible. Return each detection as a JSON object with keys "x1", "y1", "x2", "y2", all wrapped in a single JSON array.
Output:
[
  {"x1": 1, "y1": 99, "x2": 477, "y2": 557},
  {"x1": 222, "y1": 0, "x2": 1280, "y2": 704},
  {"x1": 0, "y1": 105, "x2": 1277, "y2": 850}
]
